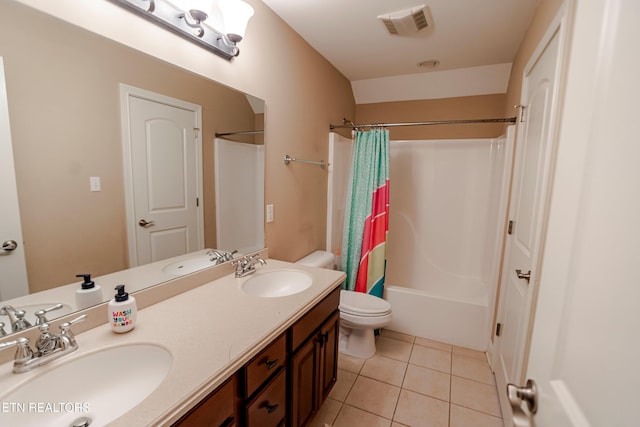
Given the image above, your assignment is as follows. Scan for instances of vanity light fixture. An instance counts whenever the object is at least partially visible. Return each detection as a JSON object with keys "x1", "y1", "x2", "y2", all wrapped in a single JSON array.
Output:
[{"x1": 110, "y1": 0, "x2": 254, "y2": 60}]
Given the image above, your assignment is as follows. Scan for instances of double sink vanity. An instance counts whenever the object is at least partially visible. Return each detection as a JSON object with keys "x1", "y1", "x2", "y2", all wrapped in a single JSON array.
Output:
[{"x1": 0, "y1": 250, "x2": 345, "y2": 426}]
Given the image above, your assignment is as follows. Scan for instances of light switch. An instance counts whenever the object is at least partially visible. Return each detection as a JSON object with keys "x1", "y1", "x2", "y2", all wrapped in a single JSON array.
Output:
[
  {"x1": 90, "y1": 176, "x2": 101, "y2": 192},
  {"x1": 266, "y1": 204, "x2": 274, "y2": 223}
]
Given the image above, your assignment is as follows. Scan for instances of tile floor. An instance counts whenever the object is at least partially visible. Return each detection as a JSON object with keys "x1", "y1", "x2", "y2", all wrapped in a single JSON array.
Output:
[{"x1": 310, "y1": 329, "x2": 504, "y2": 427}]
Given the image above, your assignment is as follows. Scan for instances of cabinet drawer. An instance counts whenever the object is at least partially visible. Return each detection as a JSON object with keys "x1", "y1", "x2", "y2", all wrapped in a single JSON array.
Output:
[
  {"x1": 173, "y1": 375, "x2": 237, "y2": 427},
  {"x1": 246, "y1": 369, "x2": 286, "y2": 427},
  {"x1": 245, "y1": 333, "x2": 286, "y2": 397},
  {"x1": 290, "y1": 286, "x2": 340, "y2": 352}
]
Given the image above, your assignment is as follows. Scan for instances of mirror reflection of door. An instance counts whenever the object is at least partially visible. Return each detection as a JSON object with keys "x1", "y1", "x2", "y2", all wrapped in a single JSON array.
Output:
[
  {"x1": 0, "y1": 57, "x2": 29, "y2": 300},
  {"x1": 120, "y1": 85, "x2": 204, "y2": 267}
]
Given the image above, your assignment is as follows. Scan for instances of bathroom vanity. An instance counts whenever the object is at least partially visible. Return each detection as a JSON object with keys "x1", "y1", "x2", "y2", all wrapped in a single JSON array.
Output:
[
  {"x1": 175, "y1": 287, "x2": 340, "y2": 427},
  {"x1": 0, "y1": 258, "x2": 344, "y2": 426}
]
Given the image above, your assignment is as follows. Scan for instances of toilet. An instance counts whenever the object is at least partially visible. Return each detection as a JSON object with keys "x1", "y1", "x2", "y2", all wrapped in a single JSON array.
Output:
[{"x1": 296, "y1": 251, "x2": 392, "y2": 359}]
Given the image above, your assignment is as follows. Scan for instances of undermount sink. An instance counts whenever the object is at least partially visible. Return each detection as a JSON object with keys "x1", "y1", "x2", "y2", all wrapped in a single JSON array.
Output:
[
  {"x1": 241, "y1": 269, "x2": 312, "y2": 297},
  {"x1": 0, "y1": 344, "x2": 172, "y2": 426},
  {"x1": 162, "y1": 255, "x2": 215, "y2": 276}
]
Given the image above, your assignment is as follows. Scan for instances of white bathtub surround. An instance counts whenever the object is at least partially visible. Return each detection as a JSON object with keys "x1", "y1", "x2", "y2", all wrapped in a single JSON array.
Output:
[
  {"x1": 214, "y1": 137, "x2": 265, "y2": 254},
  {"x1": 385, "y1": 131, "x2": 514, "y2": 350},
  {"x1": 327, "y1": 130, "x2": 514, "y2": 351}
]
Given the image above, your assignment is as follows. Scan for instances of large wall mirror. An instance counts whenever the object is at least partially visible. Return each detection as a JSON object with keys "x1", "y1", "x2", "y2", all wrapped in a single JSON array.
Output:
[{"x1": 0, "y1": 1, "x2": 265, "y2": 336}]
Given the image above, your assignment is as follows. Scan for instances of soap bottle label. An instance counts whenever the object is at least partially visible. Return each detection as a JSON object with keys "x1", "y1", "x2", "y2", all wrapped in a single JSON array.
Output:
[{"x1": 111, "y1": 308, "x2": 133, "y2": 328}]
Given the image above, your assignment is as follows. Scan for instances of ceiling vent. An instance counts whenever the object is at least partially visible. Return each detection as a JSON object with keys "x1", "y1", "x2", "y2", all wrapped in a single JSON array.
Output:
[{"x1": 378, "y1": 5, "x2": 432, "y2": 36}]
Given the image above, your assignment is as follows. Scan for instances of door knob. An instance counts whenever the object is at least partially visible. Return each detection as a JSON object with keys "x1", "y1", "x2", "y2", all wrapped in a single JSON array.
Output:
[
  {"x1": 515, "y1": 269, "x2": 531, "y2": 283},
  {"x1": 2, "y1": 240, "x2": 18, "y2": 252},
  {"x1": 138, "y1": 219, "x2": 155, "y2": 228},
  {"x1": 508, "y1": 379, "x2": 538, "y2": 414}
]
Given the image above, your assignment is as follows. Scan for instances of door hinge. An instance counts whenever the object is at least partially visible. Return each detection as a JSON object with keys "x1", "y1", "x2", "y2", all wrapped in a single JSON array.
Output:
[
  {"x1": 194, "y1": 128, "x2": 200, "y2": 138},
  {"x1": 496, "y1": 322, "x2": 502, "y2": 337},
  {"x1": 514, "y1": 104, "x2": 526, "y2": 122},
  {"x1": 508, "y1": 220, "x2": 514, "y2": 235},
  {"x1": 196, "y1": 197, "x2": 199, "y2": 207}
]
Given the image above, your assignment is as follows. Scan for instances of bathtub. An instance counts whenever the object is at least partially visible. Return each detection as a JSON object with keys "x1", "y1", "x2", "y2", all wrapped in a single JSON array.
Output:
[{"x1": 384, "y1": 280, "x2": 490, "y2": 351}]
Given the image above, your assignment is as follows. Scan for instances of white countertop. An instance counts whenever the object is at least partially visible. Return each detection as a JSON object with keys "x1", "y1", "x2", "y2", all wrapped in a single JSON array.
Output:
[{"x1": 0, "y1": 259, "x2": 345, "y2": 426}]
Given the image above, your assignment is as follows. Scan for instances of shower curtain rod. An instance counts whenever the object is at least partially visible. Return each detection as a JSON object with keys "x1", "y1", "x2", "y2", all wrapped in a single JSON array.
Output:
[
  {"x1": 215, "y1": 129, "x2": 264, "y2": 137},
  {"x1": 329, "y1": 117, "x2": 517, "y2": 130}
]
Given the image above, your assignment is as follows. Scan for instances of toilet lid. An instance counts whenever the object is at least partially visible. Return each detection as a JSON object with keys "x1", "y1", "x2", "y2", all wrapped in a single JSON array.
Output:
[{"x1": 339, "y1": 290, "x2": 391, "y2": 316}]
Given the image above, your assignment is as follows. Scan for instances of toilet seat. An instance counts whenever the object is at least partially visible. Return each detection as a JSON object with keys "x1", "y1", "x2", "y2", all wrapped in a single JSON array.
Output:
[{"x1": 339, "y1": 290, "x2": 392, "y2": 317}]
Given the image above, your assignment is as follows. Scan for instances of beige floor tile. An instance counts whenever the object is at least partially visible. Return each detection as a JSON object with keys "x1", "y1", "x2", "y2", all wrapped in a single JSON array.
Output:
[
  {"x1": 333, "y1": 404, "x2": 392, "y2": 427},
  {"x1": 450, "y1": 376, "x2": 502, "y2": 418},
  {"x1": 338, "y1": 352, "x2": 366, "y2": 374},
  {"x1": 360, "y1": 354, "x2": 408, "y2": 387},
  {"x1": 414, "y1": 337, "x2": 453, "y2": 353},
  {"x1": 402, "y1": 364, "x2": 451, "y2": 401},
  {"x1": 329, "y1": 369, "x2": 358, "y2": 402},
  {"x1": 450, "y1": 404, "x2": 503, "y2": 427},
  {"x1": 376, "y1": 336, "x2": 414, "y2": 362},
  {"x1": 453, "y1": 346, "x2": 487, "y2": 361},
  {"x1": 393, "y1": 389, "x2": 449, "y2": 427},
  {"x1": 409, "y1": 344, "x2": 452, "y2": 374},
  {"x1": 391, "y1": 423, "x2": 410, "y2": 427},
  {"x1": 452, "y1": 352, "x2": 495, "y2": 385},
  {"x1": 345, "y1": 376, "x2": 401, "y2": 419},
  {"x1": 310, "y1": 398, "x2": 343, "y2": 427},
  {"x1": 380, "y1": 329, "x2": 416, "y2": 343}
]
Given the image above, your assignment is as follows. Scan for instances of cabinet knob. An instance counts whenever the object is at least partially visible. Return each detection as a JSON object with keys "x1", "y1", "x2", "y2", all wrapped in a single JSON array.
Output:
[
  {"x1": 262, "y1": 401, "x2": 279, "y2": 414},
  {"x1": 264, "y1": 358, "x2": 279, "y2": 370}
]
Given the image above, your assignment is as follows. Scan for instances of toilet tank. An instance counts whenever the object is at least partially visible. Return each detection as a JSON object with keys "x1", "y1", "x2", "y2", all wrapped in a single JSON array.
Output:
[{"x1": 296, "y1": 251, "x2": 335, "y2": 269}]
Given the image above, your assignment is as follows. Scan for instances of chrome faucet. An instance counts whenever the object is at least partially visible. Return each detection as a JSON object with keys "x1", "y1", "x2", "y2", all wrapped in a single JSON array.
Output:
[
  {"x1": 207, "y1": 249, "x2": 238, "y2": 265},
  {"x1": 232, "y1": 254, "x2": 266, "y2": 278},
  {"x1": 0, "y1": 305, "x2": 32, "y2": 332},
  {"x1": 0, "y1": 314, "x2": 86, "y2": 373}
]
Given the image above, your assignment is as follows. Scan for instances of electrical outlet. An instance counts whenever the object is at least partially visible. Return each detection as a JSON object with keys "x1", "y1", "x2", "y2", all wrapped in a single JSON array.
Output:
[
  {"x1": 90, "y1": 176, "x2": 101, "y2": 192},
  {"x1": 266, "y1": 204, "x2": 274, "y2": 223}
]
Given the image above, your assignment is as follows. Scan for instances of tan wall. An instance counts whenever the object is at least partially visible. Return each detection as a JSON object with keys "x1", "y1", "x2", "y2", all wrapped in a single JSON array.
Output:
[
  {"x1": 3, "y1": 0, "x2": 355, "y2": 293},
  {"x1": 355, "y1": 94, "x2": 508, "y2": 140}
]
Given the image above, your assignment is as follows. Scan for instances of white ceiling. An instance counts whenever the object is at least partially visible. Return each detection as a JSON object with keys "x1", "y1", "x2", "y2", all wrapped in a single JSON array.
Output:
[{"x1": 261, "y1": 0, "x2": 541, "y2": 103}]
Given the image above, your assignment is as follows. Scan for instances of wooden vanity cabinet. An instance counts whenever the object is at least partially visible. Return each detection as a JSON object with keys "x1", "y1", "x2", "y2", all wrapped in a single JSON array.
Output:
[
  {"x1": 173, "y1": 374, "x2": 239, "y2": 427},
  {"x1": 289, "y1": 288, "x2": 340, "y2": 427},
  {"x1": 173, "y1": 285, "x2": 341, "y2": 427}
]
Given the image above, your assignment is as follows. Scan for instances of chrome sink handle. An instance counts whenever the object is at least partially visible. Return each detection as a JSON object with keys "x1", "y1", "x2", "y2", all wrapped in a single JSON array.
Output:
[
  {"x1": 0, "y1": 322, "x2": 7, "y2": 336},
  {"x1": 34, "y1": 303, "x2": 64, "y2": 325},
  {"x1": 59, "y1": 314, "x2": 87, "y2": 350},
  {"x1": 0, "y1": 337, "x2": 35, "y2": 368}
]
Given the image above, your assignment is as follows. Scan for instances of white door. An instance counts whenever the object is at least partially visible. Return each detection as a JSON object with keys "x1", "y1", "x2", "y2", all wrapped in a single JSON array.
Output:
[
  {"x1": 0, "y1": 57, "x2": 29, "y2": 300},
  {"x1": 492, "y1": 8, "x2": 567, "y2": 420},
  {"x1": 120, "y1": 85, "x2": 204, "y2": 266},
  {"x1": 509, "y1": 0, "x2": 640, "y2": 426}
]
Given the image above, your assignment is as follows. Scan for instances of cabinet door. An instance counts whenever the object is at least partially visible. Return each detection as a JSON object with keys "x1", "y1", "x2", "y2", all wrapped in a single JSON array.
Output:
[
  {"x1": 319, "y1": 311, "x2": 339, "y2": 402},
  {"x1": 290, "y1": 335, "x2": 319, "y2": 427}
]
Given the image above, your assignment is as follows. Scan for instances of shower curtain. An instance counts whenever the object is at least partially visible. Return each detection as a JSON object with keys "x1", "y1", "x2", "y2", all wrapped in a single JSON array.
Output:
[{"x1": 341, "y1": 128, "x2": 390, "y2": 298}]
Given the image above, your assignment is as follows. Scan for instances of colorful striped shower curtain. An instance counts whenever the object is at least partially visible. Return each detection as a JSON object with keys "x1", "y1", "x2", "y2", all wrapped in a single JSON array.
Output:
[{"x1": 341, "y1": 128, "x2": 390, "y2": 297}]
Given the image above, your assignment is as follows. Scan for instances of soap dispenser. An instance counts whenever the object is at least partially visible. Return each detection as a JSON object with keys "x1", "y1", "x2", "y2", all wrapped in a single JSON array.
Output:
[
  {"x1": 108, "y1": 285, "x2": 137, "y2": 333},
  {"x1": 74, "y1": 273, "x2": 103, "y2": 310}
]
